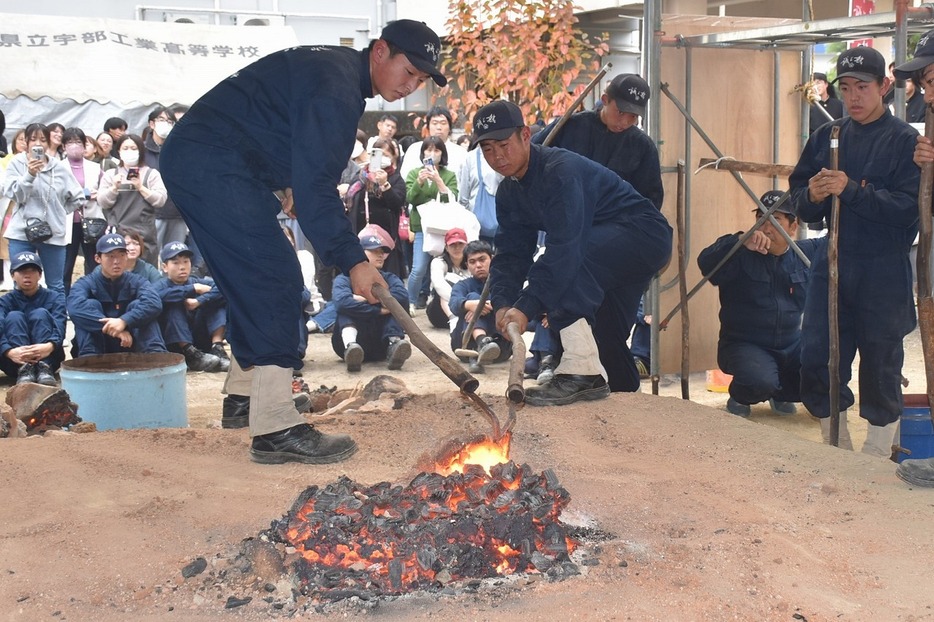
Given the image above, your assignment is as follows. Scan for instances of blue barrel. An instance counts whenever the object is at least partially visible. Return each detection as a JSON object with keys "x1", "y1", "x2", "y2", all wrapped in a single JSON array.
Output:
[
  {"x1": 60, "y1": 352, "x2": 188, "y2": 430},
  {"x1": 899, "y1": 394, "x2": 934, "y2": 463}
]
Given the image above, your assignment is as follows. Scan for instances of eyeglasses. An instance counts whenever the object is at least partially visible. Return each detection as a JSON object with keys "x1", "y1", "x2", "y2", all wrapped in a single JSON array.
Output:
[{"x1": 154, "y1": 117, "x2": 176, "y2": 125}]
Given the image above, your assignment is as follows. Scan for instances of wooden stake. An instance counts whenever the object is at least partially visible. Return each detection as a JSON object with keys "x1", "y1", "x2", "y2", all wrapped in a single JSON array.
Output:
[
  {"x1": 697, "y1": 158, "x2": 795, "y2": 178},
  {"x1": 916, "y1": 107, "x2": 934, "y2": 420},
  {"x1": 677, "y1": 161, "x2": 690, "y2": 400},
  {"x1": 828, "y1": 125, "x2": 841, "y2": 447}
]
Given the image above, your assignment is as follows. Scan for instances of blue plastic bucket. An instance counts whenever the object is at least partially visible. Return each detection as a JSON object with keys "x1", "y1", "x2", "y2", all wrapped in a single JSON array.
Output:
[
  {"x1": 899, "y1": 394, "x2": 934, "y2": 463},
  {"x1": 60, "y1": 352, "x2": 188, "y2": 431}
]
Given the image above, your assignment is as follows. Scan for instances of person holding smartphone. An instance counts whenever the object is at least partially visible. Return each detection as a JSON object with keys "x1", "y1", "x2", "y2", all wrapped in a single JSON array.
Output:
[
  {"x1": 97, "y1": 134, "x2": 166, "y2": 265},
  {"x1": 1, "y1": 123, "x2": 85, "y2": 295},
  {"x1": 404, "y1": 136, "x2": 458, "y2": 311}
]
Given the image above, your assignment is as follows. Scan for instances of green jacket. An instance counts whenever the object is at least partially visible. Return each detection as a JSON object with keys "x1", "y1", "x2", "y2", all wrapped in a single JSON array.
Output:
[{"x1": 405, "y1": 166, "x2": 458, "y2": 233}]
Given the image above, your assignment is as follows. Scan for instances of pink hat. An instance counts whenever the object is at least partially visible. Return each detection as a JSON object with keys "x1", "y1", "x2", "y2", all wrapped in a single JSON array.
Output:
[
  {"x1": 444, "y1": 228, "x2": 468, "y2": 245},
  {"x1": 358, "y1": 224, "x2": 395, "y2": 251}
]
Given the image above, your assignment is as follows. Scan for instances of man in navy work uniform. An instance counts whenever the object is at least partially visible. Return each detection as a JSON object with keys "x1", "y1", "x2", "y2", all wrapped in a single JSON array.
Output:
[
  {"x1": 531, "y1": 73, "x2": 663, "y2": 388},
  {"x1": 68, "y1": 234, "x2": 167, "y2": 357},
  {"x1": 160, "y1": 20, "x2": 446, "y2": 465},
  {"x1": 888, "y1": 30, "x2": 934, "y2": 485},
  {"x1": 474, "y1": 100, "x2": 672, "y2": 406},
  {"x1": 532, "y1": 73, "x2": 663, "y2": 210},
  {"x1": 0, "y1": 252, "x2": 65, "y2": 385},
  {"x1": 789, "y1": 46, "x2": 920, "y2": 457},
  {"x1": 698, "y1": 191, "x2": 825, "y2": 420}
]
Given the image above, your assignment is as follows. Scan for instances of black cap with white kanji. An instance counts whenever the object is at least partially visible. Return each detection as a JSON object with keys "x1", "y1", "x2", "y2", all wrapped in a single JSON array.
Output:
[{"x1": 605, "y1": 74, "x2": 650, "y2": 117}]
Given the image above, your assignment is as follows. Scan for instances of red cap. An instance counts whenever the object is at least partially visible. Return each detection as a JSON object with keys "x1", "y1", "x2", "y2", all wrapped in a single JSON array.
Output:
[{"x1": 444, "y1": 228, "x2": 468, "y2": 245}]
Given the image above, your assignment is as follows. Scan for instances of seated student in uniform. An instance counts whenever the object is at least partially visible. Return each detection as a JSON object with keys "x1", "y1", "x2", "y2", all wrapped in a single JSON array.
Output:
[
  {"x1": 68, "y1": 233, "x2": 167, "y2": 357},
  {"x1": 449, "y1": 240, "x2": 512, "y2": 374},
  {"x1": 331, "y1": 226, "x2": 412, "y2": 372},
  {"x1": 697, "y1": 190, "x2": 825, "y2": 418},
  {"x1": 0, "y1": 252, "x2": 66, "y2": 385},
  {"x1": 154, "y1": 242, "x2": 230, "y2": 373}
]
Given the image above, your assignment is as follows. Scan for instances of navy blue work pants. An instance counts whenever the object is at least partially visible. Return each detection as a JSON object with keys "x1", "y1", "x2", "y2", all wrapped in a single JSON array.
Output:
[
  {"x1": 74, "y1": 302, "x2": 167, "y2": 356},
  {"x1": 160, "y1": 303, "x2": 227, "y2": 350},
  {"x1": 549, "y1": 216, "x2": 671, "y2": 392},
  {"x1": 330, "y1": 314, "x2": 404, "y2": 361},
  {"x1": 800, "y1": 255, "x2": 915, "y2": 426},
  {"x1": 718, "y1": 340, "x2": 801, "y2": 405},
  {"x1": 0, "y1": 309, "x2": 64, "y2": 377},
  {"x1": 160, "y1": 136, "x2": 305, "y2": 369}
]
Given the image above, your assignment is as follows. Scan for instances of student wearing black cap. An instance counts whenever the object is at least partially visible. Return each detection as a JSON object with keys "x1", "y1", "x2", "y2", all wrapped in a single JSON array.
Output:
[
  {"x1": 789, "y1": 46, "x2": 920, "y2": 458},
  {"x1": 68, "y1": 234, "x2": 167, "y2": 357},
  {"x1": 0, "y1": 251, "x2": 65, "y2": 385},
  {"x1": 697, "y1": 191, "x2": 826, "y2": 419},
  {"x1": 160, "y1": 19, "x2": 446, "y2": 464},
  {"x1": 808, "y1": 72, "x2": 845, "y2": 134},
  {"x1": 532, "y1": 73, "x2": 663, "y2": 210},
  {"x1": 472, "y1": 100, "x2": 672, "y2": 405},
  {"x1": 894, "y1": 30, "x2": 934, "y2": 486}
]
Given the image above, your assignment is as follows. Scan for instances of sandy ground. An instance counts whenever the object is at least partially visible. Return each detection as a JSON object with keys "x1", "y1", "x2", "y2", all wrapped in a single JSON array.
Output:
[{"x1": 1, "y1": 313, "x2": 933, "y2": 621}]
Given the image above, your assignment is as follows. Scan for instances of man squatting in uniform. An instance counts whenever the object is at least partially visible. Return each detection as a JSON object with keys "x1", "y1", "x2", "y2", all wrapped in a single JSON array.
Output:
[
  {"x1": 160, "y1": 20, "x2": 447, "y2": 464},
  {"x1": 471, "y1": 100, "x2": 672, "y2": 407},
  {"x1": 532, "y1": 73, "x2": 663, "y2": 390},
  {"x1": 789, "y1": 46, "x2": 920, "y2": 458}
]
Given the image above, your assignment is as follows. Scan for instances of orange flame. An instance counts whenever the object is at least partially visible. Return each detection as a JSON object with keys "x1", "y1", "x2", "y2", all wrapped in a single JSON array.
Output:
[{"x1": 434, "y1": 433, "x2": 511, "y2": 476}]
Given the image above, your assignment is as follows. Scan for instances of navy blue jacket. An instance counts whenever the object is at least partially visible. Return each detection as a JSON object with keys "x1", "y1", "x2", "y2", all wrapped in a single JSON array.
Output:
[
  {"x1": 490, "y1": 143, "x2": 670, "y2": 322},
  {"x1": 790, "y1": 110, "x2": 919, "y2": 264},
  {"x1": 0, "y1": 288, "x2": 67, "y2": 354},
  {"x1": 154, "y1": 276, "x2": 225, "y2": 308},
  {"x1": 532, "y1": 110, "x2": 664, "y2": 209},
  {"x1": 332, "y1": 269, "x2": 407, "y2": 319},
  {"x1": 449, "y1": 276, "x2": 488, "y2": 318},
  {"x1": 698, "y1": 234, "x2": 826, "y2": 349},
  {"x1": 67, "y1": 270, "x2": 163, "y2": 333},
  {"x1": 170, "y1": 46, "x2": 371, "y2": 275}
]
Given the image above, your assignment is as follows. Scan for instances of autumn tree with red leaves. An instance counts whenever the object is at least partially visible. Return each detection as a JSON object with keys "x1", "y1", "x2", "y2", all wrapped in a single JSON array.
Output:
[{"x1": 442, "y1": 0, "x2": 608, "y2": 131}]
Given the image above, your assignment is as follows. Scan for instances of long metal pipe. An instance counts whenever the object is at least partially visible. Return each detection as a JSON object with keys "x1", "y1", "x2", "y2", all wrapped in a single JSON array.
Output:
[
  {"x1": 773, "y1": 51, "x2": 781, "y2": 191},
  {"x1": 659, "y1": 83, "x2": 810, "y2": 267},
  {"x1": 894, "y1": 0, "x2": 908, "y2": 120},
  {"x1": 645, "y1": 0, "x2": 662, "y2": 395}
]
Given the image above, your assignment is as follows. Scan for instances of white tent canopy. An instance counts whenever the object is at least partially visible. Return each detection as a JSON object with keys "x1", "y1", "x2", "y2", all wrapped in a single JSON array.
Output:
[{"x1": 0, "y1": 13, "x2": 299, "y2": 138}]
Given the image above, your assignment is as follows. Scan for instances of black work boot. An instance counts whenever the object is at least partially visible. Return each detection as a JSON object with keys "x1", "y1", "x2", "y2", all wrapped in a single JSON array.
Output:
[
  {"x1": 210, "y1": 343, "x2": 231, "y2": 373},
  {"x1": 16, "y1": 363, "x2": 36, "y2": 385},
  {"x1": 222, "y1": 395, "x2": 250, "y2": 429},
  {"x1": 182, "y1": 344, "x2": 222, "y2": 372},
  {"x1": 34, "y1": 361, "x2": 57, "y2": 387},
  {"x1": 250, "y1": 423, "x2": 357, "y2": 464},
  {"x1": 386, "y1": 337, "x2": 411, "y2": 371},
  {"x1": 536, "y1": 355, "x2": 556, "y2": 385},
  {"x1": 525, "y1": 374, "x2": 610, "y2": 407}
]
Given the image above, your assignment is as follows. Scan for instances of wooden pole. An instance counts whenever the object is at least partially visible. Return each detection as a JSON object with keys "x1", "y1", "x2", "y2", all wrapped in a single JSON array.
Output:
[
  {"x1": 828, "y1": 126, "x2": 841, "y2": 447},
  {"x1": 916, "y1": 107, "x2": 934, "y2": 420},
  {"x1": 676, "y1": 161, "x2": 690, "y2": 400},
  {"x1": 697, "y1": 158, "x2": 795, "y2": 178}
]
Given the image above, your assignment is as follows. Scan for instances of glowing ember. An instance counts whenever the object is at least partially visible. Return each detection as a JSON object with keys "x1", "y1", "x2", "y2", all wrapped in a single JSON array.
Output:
[
  {"x1": 266, "y1": 457, "x2": 579, "y2": 598},
  {"x1": 434, "y1": 433, "x2": 511, "y2": 476}
]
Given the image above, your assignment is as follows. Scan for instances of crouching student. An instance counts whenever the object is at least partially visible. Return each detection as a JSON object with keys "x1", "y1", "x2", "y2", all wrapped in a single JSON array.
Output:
[
  {"x1": 68, "y1": 234, "x2": 166, "y2": 356},
  {"x1": 0, "y1": 252, "x2": 66, "y2": 385},
  {"x1": 331, "y1": 226, "x2": 412, "y2": 372},
  {"x1": 449, "y1": 240, "x2": 512, "y2": 374},
  {"x1": 155, "y1": 242, "x2": 230, "y2": 372}
]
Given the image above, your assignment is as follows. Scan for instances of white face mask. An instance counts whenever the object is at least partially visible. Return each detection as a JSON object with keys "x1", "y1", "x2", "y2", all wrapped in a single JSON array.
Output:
[
  {"x1": 153, "y1": 121, "x2": 173, "y2": 139},
  {"x1": 120, "y1": 150, "x2": 140, "y2": 166}
]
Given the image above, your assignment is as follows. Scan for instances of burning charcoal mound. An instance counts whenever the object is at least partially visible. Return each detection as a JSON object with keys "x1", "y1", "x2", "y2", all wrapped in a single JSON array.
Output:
[{"x1": 264, "y1": 461, "x2": 579, "y2": 600}]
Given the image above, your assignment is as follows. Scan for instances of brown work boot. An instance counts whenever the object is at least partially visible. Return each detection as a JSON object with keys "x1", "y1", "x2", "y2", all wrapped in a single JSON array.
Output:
[{"x1": 250, "y1": 423, "x2": 357, "y2": 464}]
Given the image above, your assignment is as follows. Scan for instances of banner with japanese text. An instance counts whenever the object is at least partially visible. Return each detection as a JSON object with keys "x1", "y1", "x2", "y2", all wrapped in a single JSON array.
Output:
[{"x1": 0, "y1": 13, "x2": 299, "y2": 106}]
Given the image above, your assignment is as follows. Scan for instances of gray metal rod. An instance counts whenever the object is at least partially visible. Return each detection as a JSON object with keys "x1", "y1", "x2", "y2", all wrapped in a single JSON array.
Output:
[{"x1": 659, "y1": 82, "x2": 810, "y2": 267}]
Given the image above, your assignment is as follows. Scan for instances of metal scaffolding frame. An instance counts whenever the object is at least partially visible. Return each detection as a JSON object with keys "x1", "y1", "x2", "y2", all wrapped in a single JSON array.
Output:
[{"x1": 643, "y1": 2, "x2": 934, "y2": 394}]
